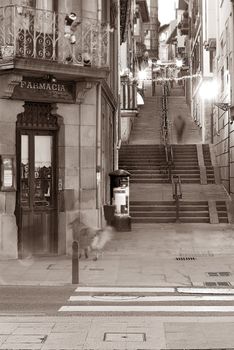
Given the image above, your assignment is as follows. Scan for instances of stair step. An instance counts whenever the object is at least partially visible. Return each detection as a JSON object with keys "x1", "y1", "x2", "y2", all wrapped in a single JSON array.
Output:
[
  {"x1": 130, "y1": 174, "x2": 168, "y2": 177},
  {"x1": 130, "y1": 179, "x2": 169, "y2": 183},
  {"x1": 179, "y1": 218, "x2": 210, "y2": 223},
  {"x1": 130, "y1": 212, "x2": 209, "y2": 218},
  {"x1": 132, "y1": 218, "x2": 177, "y2": 223},
  {"x1": 131, "y1": 212, "x2": 177, "y2": 217},
  {"x1": 131, "y1": 206, "x2": 176, "y2": 211},
  {"x1": 130, "y1": 201, "x2": 208, "y2": 205},
  {"x1": 219, "y1": 218, "x2": 229, "y2": 223}
]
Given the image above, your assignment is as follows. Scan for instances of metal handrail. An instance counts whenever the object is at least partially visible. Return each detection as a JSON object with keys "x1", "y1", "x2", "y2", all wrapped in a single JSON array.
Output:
[
  {"x1": 165, "y1": 143, "x2": 169, "y2": 164},
  {"x1": 172, "y1": 175, "x2": 182, "y2": 222},
  {"x1": 169, "y1": 144, "x2": 174, "y2": 166}
]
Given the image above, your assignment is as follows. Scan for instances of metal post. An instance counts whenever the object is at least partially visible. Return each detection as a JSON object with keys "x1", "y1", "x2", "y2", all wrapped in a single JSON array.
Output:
[
  {"x1": 175, "y1": 177, "x2": 180, "y2": 222},
  {"x1": 72, "y1": 240, "x2": 79, "y2": 284}
]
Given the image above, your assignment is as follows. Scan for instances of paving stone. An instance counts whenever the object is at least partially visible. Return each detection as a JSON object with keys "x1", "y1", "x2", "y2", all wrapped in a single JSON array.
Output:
[
  {"x1": 0, "y1": 344, "x2": 42, "y2": 350},
  {"x1": 0, "y1": 336, "x2": 7, "y2": 346},
  {"x1": 0, "y1": 324, "x2": 18, "y2": 335}
]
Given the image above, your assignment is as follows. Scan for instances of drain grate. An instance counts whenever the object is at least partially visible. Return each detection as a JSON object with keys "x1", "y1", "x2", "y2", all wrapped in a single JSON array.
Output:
[
  {"x1": 103, "y1": 332, "x2": 146, "y2": 342},
  {"x1": 176, "y1": 257, "x2": 196, "y2": 261},
  {"x1": 207, "y1": 272, "x2": 231, "y2": 277},
  {"x1": 204, "y1": 281, "x2": 232, "y2": 287},
  {"x1": 89, "y1": 268, "x2": 105, "y2": 271},
  {"x1": 219, "y1": 272, "x2": 231, "y2": 277}
]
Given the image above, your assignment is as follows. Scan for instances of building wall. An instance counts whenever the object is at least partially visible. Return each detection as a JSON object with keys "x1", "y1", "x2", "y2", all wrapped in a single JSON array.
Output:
[
  {"x1": 56, "y1": 86, "x2": 99, "y2": 255},
  {"x1": 213, "y1": 0, "x2": 234, "y2": 196},
  {"x1": 0, "y1": 0, "x2": 118, "y2": 258},
  {"x1": 0, "y1": 99, "x2": 24, "y2": 259}
]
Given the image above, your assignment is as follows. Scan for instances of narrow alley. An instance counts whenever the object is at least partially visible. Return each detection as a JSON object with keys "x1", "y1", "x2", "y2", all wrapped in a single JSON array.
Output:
[{"x1": 120, "y1": 82, "x2": 233, "y2": 224}]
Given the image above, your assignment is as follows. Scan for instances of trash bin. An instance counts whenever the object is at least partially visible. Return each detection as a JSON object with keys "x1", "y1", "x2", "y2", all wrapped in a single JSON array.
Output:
[
  {"x1": 103, "y1": 204, "x2": 115, "y2": 226},
  {"x1": 109, "y1": 169, "x2": 131, "y2": 231}
]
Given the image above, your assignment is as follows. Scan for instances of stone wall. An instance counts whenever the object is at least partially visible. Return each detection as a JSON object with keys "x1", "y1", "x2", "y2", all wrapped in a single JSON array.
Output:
[
  {"x1": 57, "y1": 86, "x2": 98, "y2": 255},
  {"x1": 121, "y1": 114, "x2": 135, "y2": 144},
  {"x1": 214, "y1": 109, "x2": 234, "y2": 194},
  {"x1": 0, "y1": 99, "x2": 24, "y2": 259}
]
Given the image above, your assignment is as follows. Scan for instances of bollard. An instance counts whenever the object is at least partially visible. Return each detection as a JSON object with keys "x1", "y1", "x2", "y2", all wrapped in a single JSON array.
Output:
[{"x1": 72, "y1": 240, "x2": 79, "y2": 284}]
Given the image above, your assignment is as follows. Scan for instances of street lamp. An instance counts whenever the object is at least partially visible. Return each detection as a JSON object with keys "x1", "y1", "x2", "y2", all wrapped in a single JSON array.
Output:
[{"x1": 176, "y1": 58, "x2": 183, "y2": 68}]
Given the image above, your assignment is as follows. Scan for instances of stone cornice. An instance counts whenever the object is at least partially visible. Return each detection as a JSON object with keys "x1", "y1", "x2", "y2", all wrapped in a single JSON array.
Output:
[
  {"x1": 0, "y1": 58, "x2": 109, "y2": 81},
  {"x1": 0, "y1": 74, "x2": 22, "y2": 98}
]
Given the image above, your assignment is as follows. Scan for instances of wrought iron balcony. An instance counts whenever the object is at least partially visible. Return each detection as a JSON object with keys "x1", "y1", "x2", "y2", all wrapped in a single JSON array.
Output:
[
  {"x1": 120, "y1": 78, "x2": 138, "y2": 111},
  {"x1": 0, "y1": 5, "x2": 109, "y2": 68}
]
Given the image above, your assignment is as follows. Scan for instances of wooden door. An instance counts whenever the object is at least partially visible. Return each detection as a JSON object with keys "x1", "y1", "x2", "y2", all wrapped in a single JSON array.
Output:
[{"x1": 16, "y1": 103, "x2": 58, "y2": 257}]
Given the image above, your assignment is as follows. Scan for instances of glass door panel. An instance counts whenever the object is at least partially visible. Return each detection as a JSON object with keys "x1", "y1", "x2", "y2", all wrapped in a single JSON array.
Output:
[
  {"x1": 20, "y1": 135, "x2": 29, "y2": 207},
  {"x1": 34, "y1": 135, "x2": 52, "y2": 207}
]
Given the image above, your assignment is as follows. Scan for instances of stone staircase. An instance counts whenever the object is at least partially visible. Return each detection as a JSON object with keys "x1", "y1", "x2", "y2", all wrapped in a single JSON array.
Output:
[
  {"x1": 216, "y1": 201, "x2": 229, "y2": 223},
  {"x1": 130, "y1": 200, "x2": 229, "y2": 224},
  {"x1": 202, "y1": 144, "x2": 215, "y2": 183},
  {"x1": 118, "y1": 84, "x2": 232, "y2": 224},
  {"x1": 129, "y1": 95, "x2": 162, "y2": 145},
  {"x1": 119, "y1": 144, "x2": 168, "y2": 183},
  {"x1": 119, "y1": 143, "x2": 216, "y2": 185},
  {"x1": 119, "y1": 142, "x2": 231, "y2": 223},
  {"x1": 171, "y1": 144, "x2": 200, "y2": 183}
]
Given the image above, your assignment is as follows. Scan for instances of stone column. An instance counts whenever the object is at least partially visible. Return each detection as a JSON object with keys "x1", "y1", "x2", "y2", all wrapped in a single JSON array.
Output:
[
  {"x1": 81, "y1": 0, "x2": 97, "y2": 19},
  {"x1": 58, "y1": 0, "x2": 82, "y2": 15}
]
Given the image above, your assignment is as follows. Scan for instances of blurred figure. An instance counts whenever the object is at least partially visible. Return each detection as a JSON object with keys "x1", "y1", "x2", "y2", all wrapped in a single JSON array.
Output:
[
  {"x1": 69, "y1": 218, "x2": 114, "y2": 261},
  {"x1": 174, "y1": 115, "x2": 186, "y2": 143}
]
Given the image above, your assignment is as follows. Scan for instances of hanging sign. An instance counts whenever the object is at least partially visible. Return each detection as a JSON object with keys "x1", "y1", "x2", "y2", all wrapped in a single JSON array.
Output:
[{"x1": 13, "y1": 78, "x2": 75, "y2": 103}]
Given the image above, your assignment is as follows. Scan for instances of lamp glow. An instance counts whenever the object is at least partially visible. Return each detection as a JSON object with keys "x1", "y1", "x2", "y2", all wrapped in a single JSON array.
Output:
[
  {"x1": 138, "y1": 69, "x2": 147, "y2": 80},
  {"x1": 199, "y1": 80, "x2": 218, "y2": 100},
  {"x1": 176, "y1": 59, "x2": 183, "y2": 68}
]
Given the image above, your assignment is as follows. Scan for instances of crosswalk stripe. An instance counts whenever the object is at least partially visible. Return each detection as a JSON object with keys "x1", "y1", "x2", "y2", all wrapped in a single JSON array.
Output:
[
  {"x1": 178, "y1": 287, "x2": 234, "y2": 295},
  {"x1": 69, "y1": 295, "x2": 234, "y2": 302},
  {"x1": 59, "y1": 305, "x2": 234, "y2": 313},
  {"x1": 75, "y1": 286, "x2": 175, "y2": 293}
]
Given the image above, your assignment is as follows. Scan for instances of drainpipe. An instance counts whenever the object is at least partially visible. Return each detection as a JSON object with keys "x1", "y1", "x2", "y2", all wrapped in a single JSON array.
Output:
[
  {"x1": 97, "y1": 0, "x2": 102, "y2": 21},
  {"x1": 96, "y1": 83, "x2": 102, "y2": 227},
  {"x1": 78, "y1": 102, "x2": 82, "y2": 224},
  {"x1": 115, "y1": 0, "x2": 121, "y2": 170},
  {"x1": 228, "y1": 109, "x2": 231, "y2": 194}
]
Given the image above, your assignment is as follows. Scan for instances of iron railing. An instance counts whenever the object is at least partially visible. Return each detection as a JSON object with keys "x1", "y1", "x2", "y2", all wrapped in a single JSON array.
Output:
[
  {"x1": 172, "y1": 175, "x2": 182, "y2": 222},
  {"x1": 160, "y1": 82, "x2": 174, "y2": 181},
  {"x1": 0, "y1": 5, "x2": 109, "y2": 67},
  {"x1": 160, "y1": 82, "x2": 169, "y2": 144},
  {"x1": 120, "y1": 78, "x2": 137, "y2": 111}
]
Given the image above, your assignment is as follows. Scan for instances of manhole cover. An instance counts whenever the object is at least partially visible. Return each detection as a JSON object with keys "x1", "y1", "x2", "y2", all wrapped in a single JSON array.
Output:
[{"x1": 104, "y1": 332, "x2": 146, "y2": 342}]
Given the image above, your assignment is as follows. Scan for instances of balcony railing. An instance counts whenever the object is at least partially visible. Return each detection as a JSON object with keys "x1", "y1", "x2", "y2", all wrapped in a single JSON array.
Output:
[
  {"x1": 120, "y1": 78, "x2": 137, "y2": 111},
  {"x1": 0, "y1": 5, "x2": 109, "y2": 68}
]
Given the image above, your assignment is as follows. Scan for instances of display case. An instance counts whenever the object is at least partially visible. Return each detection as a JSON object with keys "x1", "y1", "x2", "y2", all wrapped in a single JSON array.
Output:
[{"x1": 0, "y1": 155, "x2": 16, "y2": 191}]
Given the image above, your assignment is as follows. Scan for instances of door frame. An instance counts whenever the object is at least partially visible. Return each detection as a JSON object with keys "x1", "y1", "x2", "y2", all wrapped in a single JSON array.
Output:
[{"x1": 16, "y1": 102, "x2": 59, "y2": 257}]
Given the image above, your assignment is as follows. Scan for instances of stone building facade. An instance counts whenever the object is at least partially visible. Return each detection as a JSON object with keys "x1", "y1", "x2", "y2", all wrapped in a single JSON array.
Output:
[{"x1": 0, "y1": 0, "x2": 119, "y2": 258}]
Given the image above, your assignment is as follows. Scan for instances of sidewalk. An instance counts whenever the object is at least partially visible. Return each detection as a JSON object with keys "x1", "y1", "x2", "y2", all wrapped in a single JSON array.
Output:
[
  {"x1": 1, "y1": 315, "x2": 234, "y2": 349},
  {"x1": 1, "y1": 223, "x2": 234, "y2": 349},
  {"x1": 1, "y1": 223, "x2": 234, "y2": 287}
]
